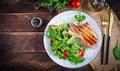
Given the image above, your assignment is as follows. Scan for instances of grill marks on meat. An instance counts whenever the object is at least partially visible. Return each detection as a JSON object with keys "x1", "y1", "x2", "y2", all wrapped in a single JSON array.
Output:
[{"x1": 68, "y1": 22, "x2": 98, "y2": 48}]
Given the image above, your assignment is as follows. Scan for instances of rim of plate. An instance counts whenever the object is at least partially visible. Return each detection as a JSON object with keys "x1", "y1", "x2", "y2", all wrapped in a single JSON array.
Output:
[{"x1": 43, "y1": 10, "x2": 102, "y2": 68}]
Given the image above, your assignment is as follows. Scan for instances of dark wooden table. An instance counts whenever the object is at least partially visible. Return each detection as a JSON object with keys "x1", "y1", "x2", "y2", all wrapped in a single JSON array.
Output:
[{"x1": 0, "y1": 0, "x2": 93, "y2": 71}]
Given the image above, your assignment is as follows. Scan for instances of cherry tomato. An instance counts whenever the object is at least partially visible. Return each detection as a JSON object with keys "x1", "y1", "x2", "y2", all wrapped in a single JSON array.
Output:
[
  {"x1": 78, "y1": 50, "x2": 85, "y2": 58},
  {"x1": 50, "y1": 39, "x2": 54, "y2": 44},
  {"x1": 71, "y1": 0, "x2": 81, "y2": 8},
  {"x1": 63, "y1": 50, "x2": 69, "y2": 58}
]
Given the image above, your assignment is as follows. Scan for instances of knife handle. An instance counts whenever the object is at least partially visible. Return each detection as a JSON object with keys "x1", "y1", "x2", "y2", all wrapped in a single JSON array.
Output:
[
  {"x1": 105, "y1": 36, "x2": 110, "y2": 64},
  {"x1": 101, "y1": 34, "x2": 106, "y2": 64}
]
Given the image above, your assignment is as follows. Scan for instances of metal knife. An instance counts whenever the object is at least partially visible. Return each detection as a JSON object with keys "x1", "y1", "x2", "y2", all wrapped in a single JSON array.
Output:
[{"x1": 105, "y1": 9, "x2": 114, "y2": 64}]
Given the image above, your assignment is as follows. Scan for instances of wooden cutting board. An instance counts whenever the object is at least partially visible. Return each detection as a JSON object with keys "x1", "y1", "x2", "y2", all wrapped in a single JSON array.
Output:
[{"x1": 90, "y1": 12, "x2": 120, "y2": 71}]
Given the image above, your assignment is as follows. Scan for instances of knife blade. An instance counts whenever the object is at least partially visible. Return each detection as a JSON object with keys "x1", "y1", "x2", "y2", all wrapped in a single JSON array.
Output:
[
  {"x1": 105, "y1": 10, "x2": 114, "y2": 64},
  {"x1": 108, "y1": 10, "x2": 114, "y2": 37}
]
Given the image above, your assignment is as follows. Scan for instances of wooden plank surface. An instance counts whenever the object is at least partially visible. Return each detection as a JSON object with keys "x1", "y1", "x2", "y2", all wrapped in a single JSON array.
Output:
[
  {"x1": 0, "y1": 32, "x2": 45, "y2": 53},
  {"x1": 0, "y1": 0, "x2": 41, "y2": 13},
  {"x1": 0, "y1": 53, "x2": 93, "y2": 71},
  {"x1": 0, "y1": 0, "x2": 93, "y2": 70},
  {"x1": 0, "y1": 13, "x2": 56, "y2": 32}
]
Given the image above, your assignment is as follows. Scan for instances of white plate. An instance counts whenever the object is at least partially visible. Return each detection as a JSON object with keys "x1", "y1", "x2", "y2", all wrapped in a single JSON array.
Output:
[{"x1": 43, "y1": 10, "x2": 102, "y2": 68}]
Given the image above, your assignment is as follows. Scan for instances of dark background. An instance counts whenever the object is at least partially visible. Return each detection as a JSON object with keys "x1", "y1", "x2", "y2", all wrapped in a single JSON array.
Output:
[{"x1": 106, "y1": 0, "x2": 120, "y2": 20}]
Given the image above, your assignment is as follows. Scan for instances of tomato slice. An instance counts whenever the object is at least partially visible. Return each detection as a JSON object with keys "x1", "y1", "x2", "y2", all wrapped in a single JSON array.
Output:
[
  {"x1": 78, "y1": 50, "x2": 85, "y2": 58},
  {"x1": 50, "y1": 39, "x2": 54, "y2": 44},
  {"x1": 63, "y1": 50, "x2": 69, "y2": 58}
]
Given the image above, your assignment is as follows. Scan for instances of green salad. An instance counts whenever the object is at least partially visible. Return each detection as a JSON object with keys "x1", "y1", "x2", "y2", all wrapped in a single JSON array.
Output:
[{"x1": 46, "y1": 13, "x2": 87, "y2": 65}]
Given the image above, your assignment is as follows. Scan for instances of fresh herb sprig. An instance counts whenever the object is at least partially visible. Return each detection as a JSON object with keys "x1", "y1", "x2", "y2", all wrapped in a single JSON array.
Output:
[
  {"x1": 113, "y1": 37, "x2": 120, "y2": 60},
  {"x1": 40, "y1": 0, "x2": 71, "y2": 11},
  {"x1": 74, "y1": 12, "x2": 86, "y2": 24}
]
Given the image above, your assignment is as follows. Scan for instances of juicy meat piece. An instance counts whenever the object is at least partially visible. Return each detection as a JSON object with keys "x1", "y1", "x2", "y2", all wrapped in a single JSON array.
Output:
[{"x1": 68, "y1": 22, "x2": 98, "y2": 48}]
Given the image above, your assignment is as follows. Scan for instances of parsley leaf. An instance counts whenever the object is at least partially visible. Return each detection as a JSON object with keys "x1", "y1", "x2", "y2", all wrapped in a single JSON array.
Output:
[{"x1": 40, "y1": 0, "x2": 71, "y2": 11}]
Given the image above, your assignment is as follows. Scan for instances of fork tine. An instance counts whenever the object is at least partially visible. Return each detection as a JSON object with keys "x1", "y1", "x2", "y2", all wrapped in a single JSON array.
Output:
[
  {"x1": 101, "y1": 15, "x2": 108, "y2": 64},
  {"x1": 102, "y1": 17, "x2": 108, "y2": 27}
]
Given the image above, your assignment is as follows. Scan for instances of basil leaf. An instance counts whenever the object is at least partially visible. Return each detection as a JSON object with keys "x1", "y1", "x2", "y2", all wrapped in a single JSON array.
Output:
[
  {"x1": 113, "y1": 37, "x2": 120, "y2": 60},
  {"x1": 114, "y1": 46, "x2": 120, "y2": 60}
]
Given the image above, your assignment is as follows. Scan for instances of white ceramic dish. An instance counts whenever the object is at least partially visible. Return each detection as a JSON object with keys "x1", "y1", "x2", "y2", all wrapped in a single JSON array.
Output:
[{"x1": 44, "y1": 10, "x2": 102, "y2": 68}]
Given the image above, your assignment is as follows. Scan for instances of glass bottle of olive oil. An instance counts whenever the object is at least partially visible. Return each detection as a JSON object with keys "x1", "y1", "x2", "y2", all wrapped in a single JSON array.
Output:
[{"x1": 88, "y1": 0, "x2": 106, "y2": 11}]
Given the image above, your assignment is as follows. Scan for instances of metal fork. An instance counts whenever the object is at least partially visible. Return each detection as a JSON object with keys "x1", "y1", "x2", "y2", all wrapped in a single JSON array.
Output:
[{"x1": 101, "y1": 16, "x2": 108, "y2": 64}]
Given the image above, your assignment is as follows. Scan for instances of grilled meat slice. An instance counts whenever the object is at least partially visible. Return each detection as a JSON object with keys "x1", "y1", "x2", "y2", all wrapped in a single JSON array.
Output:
[{"x1": 68, "y1": 22, "x2": 98, "y2": 48}]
